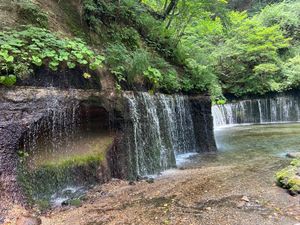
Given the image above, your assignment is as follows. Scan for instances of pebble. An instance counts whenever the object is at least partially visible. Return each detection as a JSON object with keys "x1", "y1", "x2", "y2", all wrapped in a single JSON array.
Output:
[{"x1": 241, "y1": 196, "x2": 250, "y2": 202}]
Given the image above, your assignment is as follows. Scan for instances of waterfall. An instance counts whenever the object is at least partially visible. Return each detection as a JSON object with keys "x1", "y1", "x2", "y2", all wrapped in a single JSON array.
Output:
[
  {"x1": 123, "y1": 92, "x2": 197, "y2": 176},
  {"x1": 212, "y1": 93, "x2": 300, "y2": 127},
  {"x1": 22, "y1": 89, "x2": 81, "y2": 163}
]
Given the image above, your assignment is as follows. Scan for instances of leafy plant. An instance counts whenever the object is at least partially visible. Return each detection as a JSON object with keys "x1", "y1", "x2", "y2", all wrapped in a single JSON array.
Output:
[
  {"x1": 143, "y1": 66, "x2": 162, "y2": 91},
  {"x1": 81, "y1": 0, "x2": 297, "y2": 97},
  {"x1": 0, "y1": 75, "x2": 17, "y2": 86},
  {"x1": 0, "y1": 26, "x2": 105, "y2": 85}
]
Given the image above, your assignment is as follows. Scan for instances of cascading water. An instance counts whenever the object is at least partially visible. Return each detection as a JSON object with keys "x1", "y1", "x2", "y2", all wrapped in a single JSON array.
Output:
[
  {"x1": 212, "y1": 93, "x2": 300, "y2": 127},
  {"x1": 17, "y1": 88, "x2": 113, "y2": 207},
  {"x1": 22, "y1": 89, "x2": 81, "y2": 166},
  {"x1": 123, "y1": 92, "x2": 197, "y2": 176},
  {"x1": 1, "y1": 86, "x2": 215, "y2": 208}
]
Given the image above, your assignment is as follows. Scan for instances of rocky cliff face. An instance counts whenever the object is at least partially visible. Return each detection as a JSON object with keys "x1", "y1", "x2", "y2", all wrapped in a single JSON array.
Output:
[
  {"x1": 0, "y1": 87, "x2": 118, "y2": 203},
  {"x1": 189, "y1": 96, "x2": 216, "y2": 152},
  {"x1": 0, "y1": 87, "x2": 216, "y2": 206}
]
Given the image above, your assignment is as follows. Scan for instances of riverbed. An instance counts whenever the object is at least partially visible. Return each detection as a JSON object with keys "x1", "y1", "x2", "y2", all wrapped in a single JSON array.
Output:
[{"x1": 6, "y1": 123, "x2": 300, "y2": 224}]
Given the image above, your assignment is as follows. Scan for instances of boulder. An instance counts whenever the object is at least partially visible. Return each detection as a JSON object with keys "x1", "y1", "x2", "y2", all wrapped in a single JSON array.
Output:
[{"x1": 286, "y1": 152, "x2": 300, "y2": 159}]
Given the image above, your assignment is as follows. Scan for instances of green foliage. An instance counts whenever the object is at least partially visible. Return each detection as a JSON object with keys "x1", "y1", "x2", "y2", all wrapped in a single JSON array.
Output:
[
  {"x1": 105, "y1": 42, "x2": 180, "y2": 92},
  {"x1": 0, "y1": 26, "x2": 104, "y2": 85},
  {"x1": 143, "y1": 66, "x2": 162, "y2": 91},
  {"x1": 282, "y1": 55, "x2": 300, "y2": 89},
  {"x1": 105, "y1": 43, "x2": 151, "y2": 85},
  {"x1": 129, "y1": 49, "x2": 151, "y2": 82},
  {"x1": 16, "y1": 0, "x2": 48, "y2": 28},
  {"x1": 185, "y1": 58, "x2": 217, "y2": 92},
  {"x1": 80, "y1": 0, "x2": 300, "y2": 96},
  {"x1": 141, "y1": 0, "x2": 299, "y2": 97},
  {"x1": 105, "y1": 43, "x2": 131, "y2": 84},
  {"x1": 109, "y1": 25, "x2": 141, "y2": 50},
  {"x1": 83, "y1": 0, "x2": 116, "y2": 28},
  {"x1": 214, "y1": 12, "x2": 289, "y2": 95},
  {"x1": 256, "y1": 1, "x2": 300, "y2": 40},
  {"x1": 160, "y1": 69, "x2": 180, "y2": 93},
  {"x1": 82, "y1": 0, "x2": 196, "y2": 93},
  {"x1": 228, "y1": 0, "x2": 282, "y2": 13},
  {"x1": 216, "y1": 99, "x2": 226, "y2": 105},
  {"x1": 0, "y1": 75, "x2": 17, "y2": 86}
]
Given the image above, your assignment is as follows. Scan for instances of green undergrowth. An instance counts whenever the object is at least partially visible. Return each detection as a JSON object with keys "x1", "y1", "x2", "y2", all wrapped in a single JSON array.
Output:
[
  {"x1": 82, "y1": 2, "x2": 184, "y2": 94},
  {"x1": 82, "y1": 0, "x2": 214, "y2": 94},
  {"x1": 276, "y1": 159, "x2": 300, "y2": 195},
  {"x1": 17, "y1": 151, "x2": 107, "y2": 210},
  {"x1": 0, "y1": 26, "x2": 104, "y2": 86}
]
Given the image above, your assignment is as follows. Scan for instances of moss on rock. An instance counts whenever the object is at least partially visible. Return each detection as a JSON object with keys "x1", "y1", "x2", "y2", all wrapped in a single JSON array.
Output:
[
  {"x1": 276, "y1": 159, "x2": 300, "y2": 195},
  {"x1": 17, "y1": 150, "x2": 109, "y2": 209}
]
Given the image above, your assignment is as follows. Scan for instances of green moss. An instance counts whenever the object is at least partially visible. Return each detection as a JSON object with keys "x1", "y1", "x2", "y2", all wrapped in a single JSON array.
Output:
[
  {"x1": 41, "y1": 151, "x2": 105, "y2": 168},
  {"x1": 35, "y1": 199, "x2": 51, "y2": 212},
  {"x1": 17, "y1": 151, "x2": 106, "y2": 209},
  {"x1": 291, "y1": 159, "x2": 300, "y2": 166},
  {"x1": 67, "y1": 198, "x2": 82, "y2": 207},
  {"x1": 276, "y1": 159, "x2": 300, "y2": 194}
]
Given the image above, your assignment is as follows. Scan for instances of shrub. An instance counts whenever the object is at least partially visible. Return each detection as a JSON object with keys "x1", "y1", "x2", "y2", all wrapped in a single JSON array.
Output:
[
  {"x1": 0, "y1": 75, "x2": 17, "y2": 86},
  {"x1": 160, "y1": 69, "x2": 180, "y2": 93},
  {"x1": 128, "y1": 49, "x2": 151, "y2": 82},
  {"x1": 109, "y1": 26, "x2": 141, "y2": 50},
  {"x1": 105, "y1": 43, "x2": 131, "y2": 85},
  {"x1": 185, "y1": 58, "x2": 216, "y2": 92},
  {"x1": 214, "y1": 12, "x2": 290, "y2": 96}
]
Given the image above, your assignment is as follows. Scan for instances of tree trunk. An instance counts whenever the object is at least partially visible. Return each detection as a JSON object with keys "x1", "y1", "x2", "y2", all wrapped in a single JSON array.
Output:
[{"x1": 163, "y1": 0, "x2": 179, "y2": 19}]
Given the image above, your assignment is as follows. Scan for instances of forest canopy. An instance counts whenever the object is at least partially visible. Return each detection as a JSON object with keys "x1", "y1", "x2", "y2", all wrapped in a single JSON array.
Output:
[{"x1": 141, "y1": 0, "x2": 299, "y2": 99}]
